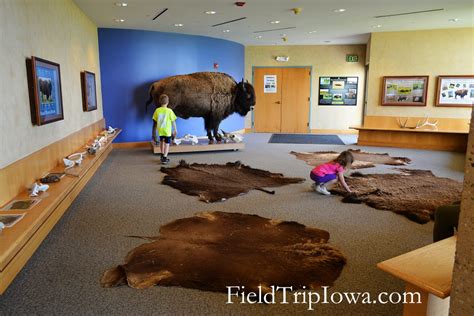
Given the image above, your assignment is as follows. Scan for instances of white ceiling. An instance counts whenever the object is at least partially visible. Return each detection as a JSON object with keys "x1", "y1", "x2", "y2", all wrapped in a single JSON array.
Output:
[{"x1": 73, "y1": 0, "x2": 473, "y2": 46}]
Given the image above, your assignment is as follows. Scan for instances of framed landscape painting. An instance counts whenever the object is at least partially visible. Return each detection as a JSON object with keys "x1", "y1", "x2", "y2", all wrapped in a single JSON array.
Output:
[
  {"x1": 381, "y1": 76, "x2": 429, "y2": 106},
  {"x1": 31, "y1": 56, "x2": 64, "y2": 125},
  {"x1": 435, "y1": 75, "x2": 474, "y2": 107},
  {"x1": 81, "y1": 71, "x2": 97, "y2": 111}
]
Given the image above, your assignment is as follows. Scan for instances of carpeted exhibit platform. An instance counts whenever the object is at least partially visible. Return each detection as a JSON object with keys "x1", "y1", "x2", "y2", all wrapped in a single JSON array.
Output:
[
  {"x1": 269, "y1": 134, "x2": 345, "y2": 145},
  {"x1": 101, "y1": 211, "x2": 346, "y2": 291},
  {"x1": 0, "y1": 133, "x2": 465, "y2": 315}
]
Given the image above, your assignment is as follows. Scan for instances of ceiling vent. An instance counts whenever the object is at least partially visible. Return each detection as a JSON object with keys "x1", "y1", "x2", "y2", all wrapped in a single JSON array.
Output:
[
  {"x1": 152, "y1": 8, "x2": 168, "y2": 20},
  {"x1": 212, "y1": 17, "x2": 247, "y2": 27},
  {"x1": 375, "y1": 8, "x2": 444, "y2": 18}
]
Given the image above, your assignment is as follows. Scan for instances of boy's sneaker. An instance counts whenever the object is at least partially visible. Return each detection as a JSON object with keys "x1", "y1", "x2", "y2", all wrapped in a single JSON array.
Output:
[
  {"x1": 316, "y1": 184, "x2": 331, "y2": 195},
  {"x1": 161, "y1": 156, "x2": 170, "y2": 165}
]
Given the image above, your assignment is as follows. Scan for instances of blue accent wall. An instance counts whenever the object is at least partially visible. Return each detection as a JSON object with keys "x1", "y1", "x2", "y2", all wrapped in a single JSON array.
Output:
[{"x1": 98, "y1": 28, "x2": 245, "y2": 143}]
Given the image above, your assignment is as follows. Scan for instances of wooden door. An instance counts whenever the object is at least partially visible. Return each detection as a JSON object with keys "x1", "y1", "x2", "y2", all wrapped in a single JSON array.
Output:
[
  {"x1": 253, "y1": 67, "x2": 311, "y2": 133},
  {"x1": 253, "y1": 68, "x2": 283, "y2": 132},
  {"x1": 281, "y1": 68, "x2": 311, "y2": 133}
]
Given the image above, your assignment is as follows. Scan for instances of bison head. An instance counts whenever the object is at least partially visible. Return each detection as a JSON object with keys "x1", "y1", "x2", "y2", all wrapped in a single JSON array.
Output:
[{"x1": 235, "y1": 80, "x2": 256, "y2": 116}]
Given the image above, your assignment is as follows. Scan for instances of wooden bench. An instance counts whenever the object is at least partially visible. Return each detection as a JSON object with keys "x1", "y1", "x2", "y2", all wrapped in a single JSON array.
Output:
[
  {"x1": 377, "y1": 236, "x2": 456, "y2": 316},
  {"x1": 0, "y1": 128, "x2": 120, "y2": 294},
  {"x1": 351, "y1": 116, "x2": 469, "y2": 152}
]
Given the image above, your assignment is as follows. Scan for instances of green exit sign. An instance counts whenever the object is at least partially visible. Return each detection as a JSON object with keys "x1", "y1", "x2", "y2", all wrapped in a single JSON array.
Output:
[{"x1": 346, "y1": 54, "x2": 359, "y2": 62}]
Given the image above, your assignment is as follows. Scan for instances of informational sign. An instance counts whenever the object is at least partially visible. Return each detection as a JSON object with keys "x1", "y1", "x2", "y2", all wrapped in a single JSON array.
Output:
[
  {"x1": 319, "y1": 76, "x2": 358, "y2": 106},
  {"x1": 264, "y1": 75, "x2": 277, "y2": 93},
  {"x1": 346, "y1": 54, "x2": 359, "y2": 62}
]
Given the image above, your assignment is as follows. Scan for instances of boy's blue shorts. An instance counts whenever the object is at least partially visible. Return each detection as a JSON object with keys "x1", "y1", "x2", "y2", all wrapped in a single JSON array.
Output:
[
  {"x1": 310, "y1": 172, "x2": 337, "y2": 184},
  {"x1": 159, "y1": 136, "x2": 171, "y2": 144}
]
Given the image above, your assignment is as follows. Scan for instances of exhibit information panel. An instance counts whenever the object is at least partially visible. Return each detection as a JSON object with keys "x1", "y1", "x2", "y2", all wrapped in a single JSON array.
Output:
[{"x1": 319, "y1": 76, "x2": 358, "y2": 106}]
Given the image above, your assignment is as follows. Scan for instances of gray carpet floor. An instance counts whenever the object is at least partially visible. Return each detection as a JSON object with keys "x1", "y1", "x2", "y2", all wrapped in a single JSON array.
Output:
[{"x1": 0, "y1": 133, "x2": 465, "y2": 315}]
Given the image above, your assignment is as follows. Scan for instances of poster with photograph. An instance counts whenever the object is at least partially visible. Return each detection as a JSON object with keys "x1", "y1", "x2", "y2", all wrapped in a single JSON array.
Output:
[
  {"x1": 435, "y1": 75, "x2": 474, "y2": 107},
  {"x1": 381, "y1": 76, "x2": 428, "y2": 106},
  {"x1": 319, "y1": 77, "x2": 358, "y2": 106},
  {"x1": 82, "y1": 71, "x2": 97, "y2": 111},
  {"x1": 31, "y1": 57, "x2": 64, "y2": 125},
  {"x1": 264, "y1": 75, "x2": 277, "y2": 93}
]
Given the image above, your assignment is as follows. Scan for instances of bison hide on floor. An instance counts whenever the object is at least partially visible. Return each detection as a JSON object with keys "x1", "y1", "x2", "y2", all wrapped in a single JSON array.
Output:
[
  {"x1": 101, "y1": 211, "x2": 347, "y2": 292},
  {"x1": 146, "y1": 72, "x2": 256, "y2": 143},
  {"x1": 332, "y1": 169, "x2": 463, "y2": 224},
  {"x1": 160, "y1": 160, "x2": 305, "y2": 202},
  {"x1": 291, "y1": 149, "x2": 411, "y2": 169}
]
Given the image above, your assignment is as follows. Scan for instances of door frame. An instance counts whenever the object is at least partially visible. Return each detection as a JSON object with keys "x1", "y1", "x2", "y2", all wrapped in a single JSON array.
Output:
[{"x1": 251, "y1": 66, "x2": 313, "y2": 133}]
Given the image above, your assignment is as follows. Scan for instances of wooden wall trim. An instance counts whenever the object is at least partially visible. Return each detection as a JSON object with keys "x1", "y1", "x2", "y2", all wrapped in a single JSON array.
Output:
[{"x1": 0, "y1": 119, "x2": 105, "y2": 207}]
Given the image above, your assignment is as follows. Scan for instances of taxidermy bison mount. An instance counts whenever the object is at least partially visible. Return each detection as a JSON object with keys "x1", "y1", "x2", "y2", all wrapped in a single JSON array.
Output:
[
  {"x1": 145, "y1": 72, "x2": 256, "y2": 143},
  {"x1": 160, "y1": 160, "x2": 305, "y2": 202},
  {"x1": 101, "y1": 211, "x2": 347, "y2": 292}
]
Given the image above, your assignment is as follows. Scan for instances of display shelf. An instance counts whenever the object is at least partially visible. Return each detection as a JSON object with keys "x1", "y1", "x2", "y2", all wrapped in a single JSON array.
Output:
[{"x1": 0, "y1": 130, "x2": 121, "y2": 294}]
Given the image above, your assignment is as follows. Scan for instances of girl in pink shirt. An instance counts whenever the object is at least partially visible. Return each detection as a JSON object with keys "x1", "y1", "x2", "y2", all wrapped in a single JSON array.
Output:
[{"x1": 310, "y1": 151, "x2": 354, "y2": 195}]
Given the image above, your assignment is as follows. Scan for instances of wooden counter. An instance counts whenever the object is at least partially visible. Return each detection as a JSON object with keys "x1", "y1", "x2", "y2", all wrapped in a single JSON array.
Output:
[{"x1": 0, "y1": 130, "x2": 120, "y2": 294}]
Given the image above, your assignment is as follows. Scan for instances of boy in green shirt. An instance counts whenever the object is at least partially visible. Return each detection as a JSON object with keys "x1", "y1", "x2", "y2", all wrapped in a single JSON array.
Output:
[{"x1": 152, "y1": 94, "x2": 177, "y2": 164}]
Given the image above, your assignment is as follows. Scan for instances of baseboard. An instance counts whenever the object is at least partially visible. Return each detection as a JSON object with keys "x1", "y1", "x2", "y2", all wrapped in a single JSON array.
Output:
[
  {"x1": 113, "y1": 141, "x2": 149, "y2": 149},
  {"x1": 310, "y1": 129, "x2": 359, "y2": 135}
]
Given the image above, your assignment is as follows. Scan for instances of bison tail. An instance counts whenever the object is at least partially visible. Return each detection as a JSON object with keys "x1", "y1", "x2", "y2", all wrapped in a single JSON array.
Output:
[{"x1": 145, "y1": 85, "x2": 154, "y2": 113}]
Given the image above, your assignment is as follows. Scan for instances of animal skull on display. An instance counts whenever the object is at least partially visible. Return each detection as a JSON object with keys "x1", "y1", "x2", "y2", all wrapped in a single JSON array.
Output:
[
  {"x1": 220, "y1": 130, "x2": 243, "y2": 143},
  {"x1": 30, "y1": 182, "x2": 49, "y2": 197},
  {"x1": 396, "y1": 117, "x2": 438, "y2": 130},
  {"x1": 173, "y1": 134, "x2": 199, "y2": 146}
]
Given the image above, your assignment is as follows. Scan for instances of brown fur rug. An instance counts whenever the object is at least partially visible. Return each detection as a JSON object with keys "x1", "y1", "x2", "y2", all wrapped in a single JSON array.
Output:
[
  {"x1": 332, "y1": 169, "x2": 463, "y2": 224},
  {"x1": 291, "y1": 149, "x2": 411, "y2": 169},
  {"x1": 160, "y1": 160, "x2": 305, "y2": 202},
  {"x1": 101, "y1": 211, "x2": 346, "y2": 292}
]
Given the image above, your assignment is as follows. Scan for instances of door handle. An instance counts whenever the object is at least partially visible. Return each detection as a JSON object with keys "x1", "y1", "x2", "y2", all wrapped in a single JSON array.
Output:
[{"x1": 275, "y1": 101, "x2": 281, "y2": 104}]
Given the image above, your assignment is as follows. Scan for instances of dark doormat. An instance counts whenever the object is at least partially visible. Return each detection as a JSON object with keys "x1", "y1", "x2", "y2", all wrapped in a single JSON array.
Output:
[{"x1": 269, "y1": 134, "x2": 345, "y2": 145}]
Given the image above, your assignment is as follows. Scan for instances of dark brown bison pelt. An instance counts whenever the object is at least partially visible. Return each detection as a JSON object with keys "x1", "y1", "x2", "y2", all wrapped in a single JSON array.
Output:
[
  {"x1": 100, "y1": 211, "x2": 347, "y2": 292},
  {"x1": 332, "y1": 169, "x2": 463, "y2": 224},
  {"x1": 160, "y1": 160, "x2": 305, "y2": 202},
  {"x1": 291, "y1": 149, "x2": 411, "y2": 169},
  {"x1": 146, "y1": 72, "x2": 256, "y2": 143}
]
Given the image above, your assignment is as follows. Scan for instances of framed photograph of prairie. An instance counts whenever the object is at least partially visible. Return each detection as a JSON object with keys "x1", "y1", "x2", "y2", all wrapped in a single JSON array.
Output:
[
  {"x1": 435, "y1": 75, "x2": 474, "y2": 107},
  {"x1": 381, "y1": 76, "x2": 429, "y2": 106},
  {"x1": 81, "y1": 71, "x2": 97, "y2": 111},
  {"x1": 31, "y1": 56, "x2": 64, "y2": 125}
]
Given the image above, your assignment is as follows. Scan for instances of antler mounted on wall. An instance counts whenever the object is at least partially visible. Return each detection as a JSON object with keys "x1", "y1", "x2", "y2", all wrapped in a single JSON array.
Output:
[{"x1": 396, "y1": 117, "x2": 438, "y2": 130}]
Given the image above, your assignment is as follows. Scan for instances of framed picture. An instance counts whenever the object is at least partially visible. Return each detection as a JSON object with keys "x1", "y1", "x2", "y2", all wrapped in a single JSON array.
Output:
[
  {"x1": 381, "y1": 76, "x2": 429, "y2": 106},
  {"x1": 30, "y1": 56, "x2": 64, "y2": 125},
  {"x1": 81, "y1": 71, "x2": 97, "y2": 111},
  {"x1": 435, "y1": 75, "x2": 474, "y2": 107},
  {"x1": 318, "y1": 76, "x2": 358, "y2": 106}
]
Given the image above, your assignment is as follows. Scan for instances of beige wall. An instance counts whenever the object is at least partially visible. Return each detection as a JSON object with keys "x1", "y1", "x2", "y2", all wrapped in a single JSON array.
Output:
[
  {"x1": 0, "y1": 0, "x2": 103, "y2": 168},
  {"x1": 245, "y1": 45, "x2": 366, "y2": 131},
  {"x1": 366, "y1": 28, "x2": 474, "y2": 118}
]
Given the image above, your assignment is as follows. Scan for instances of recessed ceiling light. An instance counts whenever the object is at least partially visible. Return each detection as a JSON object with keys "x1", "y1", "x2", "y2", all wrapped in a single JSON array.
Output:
[
  {"x1": 114, "y1": 18, "x2": 125, "y2": 23},
  {"x1": 448, "y1": 18, "x2": 460, "y2": 22},
  {"x1": 174, "y1": 23, "x2": 184, "y2": 27},
  {"x1": 205, "y1": 11, "x2": 216, "y2": 15},
  {"x1": 333, "y1": 8, "x2": 346, "y2": 13},
  {"x1": 308, "y1": 30, "x2": 317, "y2": 34},
  {"x1": 115, "y1": 2, "x2": 127, "y2": 7},
  {"x1": 372, "y1": 24, "x2": 382, "y2": 28},
  {"x1": 222, "y1": 29, "x2": 230, "y2": 33},
  {"x1": 256, "y1": 35, "x2": 263, "y2": 39},
  {"x1": 280, "y1": 33, "x2": 287, "y2": 37},
  {"x1": 270, "y1": 20, "x2": 280, "y2": 24}
]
